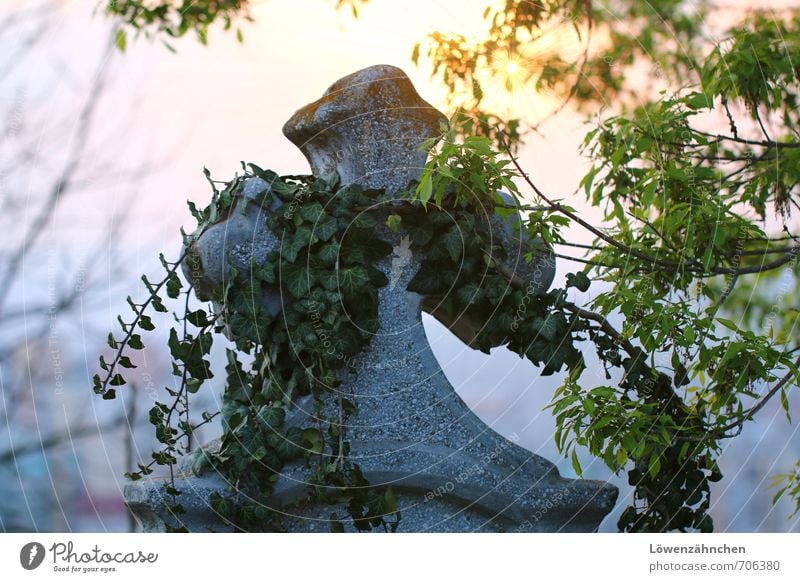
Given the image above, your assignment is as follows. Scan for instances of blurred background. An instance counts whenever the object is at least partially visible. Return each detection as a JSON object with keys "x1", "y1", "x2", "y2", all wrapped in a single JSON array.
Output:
[{"x1": 0, "y1": 0, "x2": 798, "y2": 533}]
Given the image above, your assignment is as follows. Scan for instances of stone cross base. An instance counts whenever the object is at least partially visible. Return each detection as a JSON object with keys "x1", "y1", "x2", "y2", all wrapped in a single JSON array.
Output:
[{"x1": 126, "y1": 442, "x2": 616, "y2": 532}]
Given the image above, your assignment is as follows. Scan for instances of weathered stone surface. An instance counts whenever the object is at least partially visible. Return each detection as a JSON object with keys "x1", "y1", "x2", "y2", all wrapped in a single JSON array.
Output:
[
  {"x1": 126, "y1": 65, "x2": 617, "y2": 533},
  {"x1": 182, "y1": 176, "x2": 283, "y2": 316},
  {"x1": 283, "y1": 64, "x2": 447, "y2": 197}
]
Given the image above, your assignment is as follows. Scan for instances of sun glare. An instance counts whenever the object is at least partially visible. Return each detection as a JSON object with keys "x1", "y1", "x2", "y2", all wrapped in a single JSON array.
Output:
[
  {"x1": 505, "y1": 59, "x2": 520, "y2": 76},
  {"x1": 492, "y1": 51, "x2": 528, "y2": 93}
]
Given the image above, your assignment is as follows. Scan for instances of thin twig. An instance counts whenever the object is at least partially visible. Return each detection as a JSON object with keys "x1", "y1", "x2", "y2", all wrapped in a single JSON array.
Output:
[
  {"x1": 716, "y1": 355, "x2": 800, "y2": 436},
  {"x1": 0, "y1": 31, "x2": 116, "y2": 312}
]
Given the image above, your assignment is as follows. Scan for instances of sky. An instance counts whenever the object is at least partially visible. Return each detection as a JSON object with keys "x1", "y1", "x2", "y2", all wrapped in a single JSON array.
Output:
[{"x1": 0, "y1": 0, "x2": 799, "y2": 532}]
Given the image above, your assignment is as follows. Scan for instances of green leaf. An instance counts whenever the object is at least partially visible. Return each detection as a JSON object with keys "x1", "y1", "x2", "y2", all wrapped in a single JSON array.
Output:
[
  {"x1": 566, "y1": 272, "x2": 591, "y2": 292},
  {"x1": 407, "y1": 262, "x2": 453, "y2": 295},
  {"x1": 533, "y1": 316, "x2": 559, "y2": 341},
  {"x1": 780, "y1": 388, "x2": 792, "y2": 423},
  {"x1": 441, "y1": 226, "x2": 464, "y2": 262},
  {"x1": 417, "y1": 173, "x2": 433, "y2": 205},
  {"x1": 353, "y1": 213, "x2": 377, "y2": 229},
  {"x1": 109, "y1": 373, "x2": 126, "y2": 386},
  {"x1": 386, "y1": 214, "x2": 402, "y2": 232},
  {"x1": 338, "y1": 266, "x2": 371, "y2": 298},
  {"x1": 191, "y1": 449, "x2": 213, "y2": 475},
  {"x1": 282, "y1": 263, "x2": 313, "y2": 299},
  {"x1": 115, "y1": 29, "x2": 127, "y2": 52},
  {"x1": 118, "y1": 356, "x2": 136, "y2": 369},
  {"x1": 300, "y1": 202, "x2": 325, "y2": 222},
  {"x1": 128, "y1": 334, "x2": 144, "y2": 350},
  {"x1": 317, "y1": 243, "x2": 340, "y2": 266},
  {"x1": 315, "y1": 215, "x2": 338, "y2": 241},
  {"x1": 684, "y1": 92, "x2": 712, "y2": 110},
  {"x1": 716, "y1": 318, "x2": 740, "y2": 332},
  {"x1": 281, "y1": 228, "x2": 311, "y2": 262},
  {"x1": 166, "y1": 271, "x2": 182, "y2": 299},
  {"x1": 186, "y1": 309, "x2": 209, "y2": 328},
  {"x1": 332, "y1": 324, "x2": 364, "y2": 355},
  {"x1": 571, "y1": 450, "x2": 583, "y2": 477},
  {"x1": 383, "y1": 486, "x2": 398, "y2": 514},
  {"x1": 256, "y1": 405, "x2": 285, "y2": 429},
  {"x1": 648, "y1": 455, "x2": 662, "y2": 479},
  {"x1": 186, "y1": 378, "x2": 203, "y2": 394}
]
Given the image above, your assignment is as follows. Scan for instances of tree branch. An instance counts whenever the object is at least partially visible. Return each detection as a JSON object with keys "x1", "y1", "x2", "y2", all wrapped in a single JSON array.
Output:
[{"x1": 0, "y1": 31, "x2": 115, "y2": 313}]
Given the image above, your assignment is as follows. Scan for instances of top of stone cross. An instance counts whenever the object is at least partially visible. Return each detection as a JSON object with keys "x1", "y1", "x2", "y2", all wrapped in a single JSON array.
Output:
[{"x1": 282, "y1": 64, "x2": 447, "y2": 197}]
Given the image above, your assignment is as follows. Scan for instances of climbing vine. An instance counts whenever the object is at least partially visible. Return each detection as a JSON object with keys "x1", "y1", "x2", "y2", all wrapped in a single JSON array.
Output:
[
  {"x1": 97, "y1": 110, "x2": 800, "y2": 533},
  {"x1": 96, "y1": 167, "x2": 401, "y2": 532}
]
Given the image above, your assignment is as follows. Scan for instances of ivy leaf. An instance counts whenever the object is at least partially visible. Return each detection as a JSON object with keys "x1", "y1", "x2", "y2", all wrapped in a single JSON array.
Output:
[
  {"x1": 167, "y1": 328, "x2": 187, "y2": 360},
  {"x1": 386, "y1": 214, "x2": 402, "y2": 232},
  {"x1": 300, "y1": 202, "x2": 325, "y2": 222},
  {"x1": 353, "y1": 213, "x2": 377, "y2": 229},
  {"x1": 338, "y1": 266, "x2": 371, "y2": 298},
  {"x1": 456, "y1": 282, "x2": 481, "y2": 306},
  {"x1": 532, "y1": 316, "x2": 559, "y2": 341},
  {"x1": 186, "y1": 378, "x2": 203, "y2": 394},
  {"x1": 332, "y1": 324, "x2": 364, "y2": 355},
  {"x1": 281, "y1": 227, "x2": 312, "y2": 263},
  {"x1": 189, "y1": 310, "x2": 212, "y2": 328},
  {"x1": 566, "y1": 271, "x2": 591, "y2": 292},
  {"x1": 407, "y1": 262, "x2": 453, "y2": 295},
  {"x1": 339, "y1": 229, "x2": 390, "y2": 265},
  {"x1": 441, "y1": 226, "x2": 464, "y2": 262},
  {"x1": 256, "y1": 405, "x2": 285, "y2": 429},
  {"x1": 138, "y1": 314, "x2": 155, "y2": 331},
  {"x1": 365, "y1": 266, "x2": 389, "y2": 288},
  {"x1": 314, "y1": 215, "x2": 338, "y2": 241},
  {"x1": 191, "y1": 449, "x2": 213, "y2": 476},
  {"x1": 119, "y1": 356, "x2": 136, "y2": 369},
  {"x1": 317, "y1": 243, "x2": 340, "y2": 266},
  {"x1": 166, "y1": 271, "x2": 182, "y2": 299},
  {"x1": 282, "y1": 263, "x2": 313, "y2": 299}
]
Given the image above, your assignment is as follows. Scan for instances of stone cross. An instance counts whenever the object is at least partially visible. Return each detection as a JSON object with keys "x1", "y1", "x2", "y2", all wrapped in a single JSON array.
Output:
[{"x1": 125, "y1": 65, "x2": 617, "y2": 532}]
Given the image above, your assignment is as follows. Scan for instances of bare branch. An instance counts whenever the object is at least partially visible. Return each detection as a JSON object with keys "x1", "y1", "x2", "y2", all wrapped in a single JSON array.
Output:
[
  {"x1": 0, "y1": 412, "x2": 126, "y2": 465},
  {"x1": 0, "y1": 32, "x2": 116, "y2": 313}
]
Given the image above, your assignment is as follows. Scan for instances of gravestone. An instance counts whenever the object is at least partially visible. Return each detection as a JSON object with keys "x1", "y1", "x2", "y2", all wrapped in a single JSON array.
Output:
[{"x1": 125, "y1": 64, "x2": 618, "y2": 532}]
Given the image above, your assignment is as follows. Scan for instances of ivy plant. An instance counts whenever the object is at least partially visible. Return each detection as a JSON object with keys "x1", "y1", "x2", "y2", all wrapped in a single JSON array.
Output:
[
  {"x1": 97, "y1": 0, "x2": 800, "y2": 531},
  {"x1": 96, "y1": 167, "x2": 401, "y2": 532}
]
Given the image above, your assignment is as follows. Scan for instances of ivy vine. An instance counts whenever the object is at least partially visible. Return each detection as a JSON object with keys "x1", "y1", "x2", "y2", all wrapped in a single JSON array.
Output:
[
  {"x1": 96, "y1": 166, "x2": 402, "y2": 532},
  {"x1": 96, "y1": 130, "x2": 799, "y2": 533}
]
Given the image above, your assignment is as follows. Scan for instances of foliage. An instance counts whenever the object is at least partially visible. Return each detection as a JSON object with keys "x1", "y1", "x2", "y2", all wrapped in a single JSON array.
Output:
[
  {"x1": 414, "y1": 76, "x2": 800, "y2": 529},
  {"x1": 772, "y1": 459, "x2": 800, "y2": 518},
  {"x1": 96, "y1": 167, "x2": 401, "y2": 532},
  {"x1": 103, "y1": 0, "x2": 251, "y2": 48},
  {"x1": 97, "y1": 0, "x2": 800, "y2": 531},
  {"x1": 103, "y1": 0, "x2": 367, "y2": 48}
]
